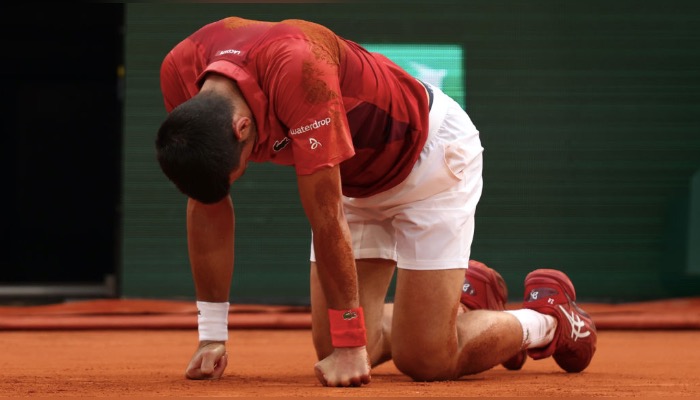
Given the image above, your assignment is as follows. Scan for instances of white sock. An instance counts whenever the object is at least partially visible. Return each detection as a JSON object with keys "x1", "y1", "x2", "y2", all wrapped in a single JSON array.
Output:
[{"x1": 505, "y1": 309, "x2": 557, "y2": 349}]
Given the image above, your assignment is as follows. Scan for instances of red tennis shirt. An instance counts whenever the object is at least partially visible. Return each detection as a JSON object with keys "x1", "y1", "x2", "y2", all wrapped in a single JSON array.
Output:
[{"x1": 160, "y1": 17, "x2": 430, "y2": 198}]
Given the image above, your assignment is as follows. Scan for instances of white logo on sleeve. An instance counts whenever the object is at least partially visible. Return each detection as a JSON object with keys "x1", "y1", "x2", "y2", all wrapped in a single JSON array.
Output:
[
  {"x1": 309, "y1": 138, "x2": 322, "y2": 150},
  {"x1": 289, "y1": 118, "x2": 332, "y2": 135},
  {"x1": 217, "y1": 49, "x2": 242, "y2": 56}
]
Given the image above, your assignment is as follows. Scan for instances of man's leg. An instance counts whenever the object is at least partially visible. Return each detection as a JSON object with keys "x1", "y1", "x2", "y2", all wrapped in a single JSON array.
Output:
[
  {"x1": 310, "y1": 258, "x2": 396, "y2": 366},
  {"x1": 461, "y1": 260, "x2": 527, "y2": 370},
  {"x1": 391, "y1": 268, "x2": 524, "y2": 381}
]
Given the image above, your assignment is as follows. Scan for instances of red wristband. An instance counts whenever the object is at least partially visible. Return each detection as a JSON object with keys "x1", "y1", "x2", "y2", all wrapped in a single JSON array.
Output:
[{"x1": 328, "y1": 307, "x2": 367, "y2": 348}]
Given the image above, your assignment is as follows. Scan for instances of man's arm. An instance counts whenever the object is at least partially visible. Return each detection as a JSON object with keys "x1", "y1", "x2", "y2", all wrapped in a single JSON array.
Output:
[
  {"x1": 297, "y1": 165, "x2": 371, "y2": 387},
  {"x1": 187, "y1": 196, "x2": 235, "y2": 302},
  {"x1": 296, "y1": 165, "x2": 357, "y2": 310},
  {"x1": 184, "y1": 195, "x2": 235, "y2": 380}
]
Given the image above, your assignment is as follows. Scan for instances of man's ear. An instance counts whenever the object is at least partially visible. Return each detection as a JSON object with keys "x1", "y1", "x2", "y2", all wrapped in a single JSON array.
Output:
[{"x1": 232, "y1": 116, "x2": 252, "y2": 141}]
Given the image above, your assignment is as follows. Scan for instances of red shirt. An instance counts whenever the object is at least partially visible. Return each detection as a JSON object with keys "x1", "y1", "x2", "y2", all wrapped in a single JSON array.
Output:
[{"x1": 160, "y1": 17, "x2": 430, "y2": 198}]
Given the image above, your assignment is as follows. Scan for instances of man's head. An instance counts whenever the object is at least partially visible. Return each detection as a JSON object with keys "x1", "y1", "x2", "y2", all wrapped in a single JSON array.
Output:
[{"x1": 155, "y1": 90, "x2": 254, "y2": 204}]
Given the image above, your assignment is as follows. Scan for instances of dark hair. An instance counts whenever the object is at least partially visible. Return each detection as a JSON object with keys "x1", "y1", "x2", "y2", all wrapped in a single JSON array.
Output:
[{"x1": 155, "y1": 91, "x2": 244, "y2": 204}]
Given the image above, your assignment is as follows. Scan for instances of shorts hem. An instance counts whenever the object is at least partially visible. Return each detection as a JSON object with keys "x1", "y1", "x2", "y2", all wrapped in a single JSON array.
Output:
[
  {"x1": 355, "y1": 249, "x2": 397, "y2": 262},
  {"x1": 397, "y1": 260, "x2": 469, "y2": 271}
]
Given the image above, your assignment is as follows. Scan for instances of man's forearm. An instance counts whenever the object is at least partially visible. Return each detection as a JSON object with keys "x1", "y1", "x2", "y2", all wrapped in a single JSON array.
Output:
[
  {"x1": 297, "y1": 167, "x2": 360, "y2": 310},
  {"x1": 186, "y1": 196, "x2": 235, "y2": 302},
  {"x1": 312, "y1": 221, "x2": 360, "y2": 310}
]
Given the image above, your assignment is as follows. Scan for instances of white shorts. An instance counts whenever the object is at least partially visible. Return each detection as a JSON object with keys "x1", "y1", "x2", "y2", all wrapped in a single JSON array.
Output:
[{"x1": 310, "y1": 84, "x2": 483, "y2": 270}]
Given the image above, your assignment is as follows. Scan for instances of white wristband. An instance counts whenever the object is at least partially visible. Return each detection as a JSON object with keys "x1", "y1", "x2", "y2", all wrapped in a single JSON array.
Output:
[{"x1": 196, "y1": 301, "x2": 230, "y2": 342}]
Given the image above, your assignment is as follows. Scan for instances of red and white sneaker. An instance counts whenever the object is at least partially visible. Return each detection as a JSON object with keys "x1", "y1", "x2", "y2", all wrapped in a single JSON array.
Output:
[
  {"x1": 461, "y1": 260, "x2": 527, "y2": 371},
  {"x1": 523, "y1": 269, "x2": 597, "y2": 373}
]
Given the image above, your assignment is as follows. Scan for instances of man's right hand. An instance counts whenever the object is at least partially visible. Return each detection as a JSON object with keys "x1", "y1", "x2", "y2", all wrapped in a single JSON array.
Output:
[
  {"x1": 185, "y1": 341, "x2": 228, "y2": 380},
  {"x1": 314, "y1": 346, "x2": 371, "y2": 387}
]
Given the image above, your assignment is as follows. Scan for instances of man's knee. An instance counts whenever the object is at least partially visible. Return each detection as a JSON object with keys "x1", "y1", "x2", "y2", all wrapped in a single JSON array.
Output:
[{"x1": 392, "y1": 341, "x2": 456, "y2": 381}]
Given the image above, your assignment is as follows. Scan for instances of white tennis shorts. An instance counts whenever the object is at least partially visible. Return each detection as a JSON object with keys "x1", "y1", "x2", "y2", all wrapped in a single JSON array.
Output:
[{"x1": 310, "y1": 84, "x2": 483, "y2": 270}]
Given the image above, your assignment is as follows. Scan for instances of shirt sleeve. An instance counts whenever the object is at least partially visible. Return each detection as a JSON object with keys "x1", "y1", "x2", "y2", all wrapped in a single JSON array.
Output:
[
  {"x1": 159, "y1": 39, "x2": 204, "y2": 113},
  {"x1": 259, "y1": 38, "x2": 355, "y2": 175}
]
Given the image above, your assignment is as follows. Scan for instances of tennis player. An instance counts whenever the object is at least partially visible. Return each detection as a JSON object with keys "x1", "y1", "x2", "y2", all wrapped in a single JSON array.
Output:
[{"x1": 156, "y1": 16, "x2": 597, "y2": 387}]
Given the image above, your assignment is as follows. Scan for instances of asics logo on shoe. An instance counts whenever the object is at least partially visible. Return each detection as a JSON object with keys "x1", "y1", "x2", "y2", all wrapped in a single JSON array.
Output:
[{"x1": 559, "y1": 305, "x2": 591, "y2": 341}]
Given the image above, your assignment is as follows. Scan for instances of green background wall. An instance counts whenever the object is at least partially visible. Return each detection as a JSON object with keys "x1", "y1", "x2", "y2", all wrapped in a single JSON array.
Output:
[{"x1": 122, "y1": 1, "x2": 700, "y2": 303}]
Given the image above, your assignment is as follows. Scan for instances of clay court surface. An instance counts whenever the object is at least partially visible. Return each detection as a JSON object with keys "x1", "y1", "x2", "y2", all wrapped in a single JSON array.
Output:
[{"x1": 1, "y1": 298, "x2": 699, "y2": 398}]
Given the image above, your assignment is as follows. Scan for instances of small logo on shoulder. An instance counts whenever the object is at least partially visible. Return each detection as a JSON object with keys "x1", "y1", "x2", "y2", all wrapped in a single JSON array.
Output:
[{"x1": 217, "y1": 49, "x2": 242, "y2": 56}]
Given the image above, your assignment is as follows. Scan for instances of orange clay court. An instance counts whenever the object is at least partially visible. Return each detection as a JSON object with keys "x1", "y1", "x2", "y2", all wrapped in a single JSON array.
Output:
[{"x1": 0, "y1": 298, "x2": 699, "y2": 398}]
